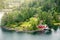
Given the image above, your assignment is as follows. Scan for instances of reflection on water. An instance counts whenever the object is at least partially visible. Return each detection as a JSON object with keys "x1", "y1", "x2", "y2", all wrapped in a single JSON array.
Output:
[
  {"x1": 0, "y1": 27, "x2": 60, "y2": 40},
  {"x1": 0, "y1": 27, "x2": 3, "y2": 40},
  {"x1": 53, "y1": 26, "x2": 59, "y2": 31}
]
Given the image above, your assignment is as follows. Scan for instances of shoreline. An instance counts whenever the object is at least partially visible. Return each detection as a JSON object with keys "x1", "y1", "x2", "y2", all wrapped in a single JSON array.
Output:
[{"x1": 1, "y1": 26, "x2": 50, "y2": 33}]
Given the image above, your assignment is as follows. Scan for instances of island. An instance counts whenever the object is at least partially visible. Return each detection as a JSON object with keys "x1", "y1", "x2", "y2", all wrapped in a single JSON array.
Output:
[{"x1": 1, "y1": 0, "x2": 60, "y2": 33}]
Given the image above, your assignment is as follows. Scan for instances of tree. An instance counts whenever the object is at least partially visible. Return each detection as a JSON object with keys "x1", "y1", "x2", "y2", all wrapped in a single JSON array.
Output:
[{"x1": 0, "y1": 0, "x2": 4, "y2": 9}]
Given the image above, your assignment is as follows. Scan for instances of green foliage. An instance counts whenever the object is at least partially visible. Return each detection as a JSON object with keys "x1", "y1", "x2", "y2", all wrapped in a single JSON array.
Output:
[
  {"x1": 0, "y1": 0, "x2": 4, "y2": 9},
  {"x1": 19, "y1": 17, "x2": 39, "y2": 31},
  {"x1": 29, "y1": 17, "x2": 39, "y2": 30},
  {"x1": 1, "y1": 7, "x2": 36, "y2": 27},
  {"x1": 20, "y1": 22, "x2": 33, "y2": 31},
  {"x1": 1, "y1": 0, "x2": 60, "y2": 31}
]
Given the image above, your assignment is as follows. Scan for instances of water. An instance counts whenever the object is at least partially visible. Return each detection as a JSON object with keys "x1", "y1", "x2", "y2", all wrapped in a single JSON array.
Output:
[
  {"x1": 0, "y1": 12, "x2": 60, "y2": 40},
  {"x1": 0, "y1": 27, "x2": 60, "y2": 40}
]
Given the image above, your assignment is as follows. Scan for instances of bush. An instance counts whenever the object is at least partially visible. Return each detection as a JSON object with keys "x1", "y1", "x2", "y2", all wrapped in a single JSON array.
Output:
[
  {"x1": 1, "y1": 7, "x2": 36, "y2": 27},
  {"x1": 19, "y1": 17, "x2": 39, "y2": 31},
  {"x1": 1, "y1": 0, "x2": 60, "y2": 31}
]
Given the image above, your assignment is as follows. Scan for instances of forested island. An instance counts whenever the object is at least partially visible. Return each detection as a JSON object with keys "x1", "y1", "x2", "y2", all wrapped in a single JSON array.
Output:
[{"x1": 1, "y1": 0, "x2": 60, "y2": 32}]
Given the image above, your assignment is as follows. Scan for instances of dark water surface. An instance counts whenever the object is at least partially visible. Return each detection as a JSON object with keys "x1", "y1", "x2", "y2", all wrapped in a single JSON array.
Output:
[{"x1": 0, "y1": 27, "x2": 60, "y2": 40}]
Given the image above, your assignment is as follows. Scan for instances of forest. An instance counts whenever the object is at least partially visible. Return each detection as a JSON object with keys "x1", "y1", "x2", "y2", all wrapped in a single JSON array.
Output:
[{"x1": 1, "y1": 0, "x2": 60, "y2": 31}]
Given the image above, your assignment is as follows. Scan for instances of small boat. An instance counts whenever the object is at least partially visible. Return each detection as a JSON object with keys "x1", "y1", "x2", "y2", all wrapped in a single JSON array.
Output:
[{"x1": 37, "y1": 24, "x2": 49, "y2": 31}]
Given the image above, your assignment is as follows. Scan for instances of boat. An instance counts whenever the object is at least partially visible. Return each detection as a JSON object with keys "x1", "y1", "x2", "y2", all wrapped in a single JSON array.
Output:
[{"x1": 37, "y1": 24, "x2": 49, "y2": 31}]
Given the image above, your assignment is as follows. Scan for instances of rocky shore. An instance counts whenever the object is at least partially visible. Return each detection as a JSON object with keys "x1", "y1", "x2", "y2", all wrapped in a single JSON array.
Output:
[{"x1": 1, "y1": 26, "x2": 50, "y2": 33}]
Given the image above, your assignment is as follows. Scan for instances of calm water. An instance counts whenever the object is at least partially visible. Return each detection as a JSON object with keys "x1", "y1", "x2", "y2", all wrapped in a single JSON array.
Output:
[
  {"x1": 0, "y1": 27, "x2": 60, "y2": 40},
  {"x1": 0, "y1": 12, "x2": 60, "y2": 40}
]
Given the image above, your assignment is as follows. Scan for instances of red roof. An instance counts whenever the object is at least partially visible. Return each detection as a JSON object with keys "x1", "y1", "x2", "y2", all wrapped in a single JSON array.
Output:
[{"x1": 38, "y1": 25, "x2": 47, "y2": 28}]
